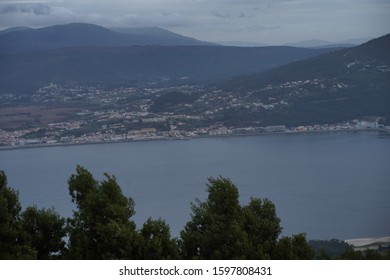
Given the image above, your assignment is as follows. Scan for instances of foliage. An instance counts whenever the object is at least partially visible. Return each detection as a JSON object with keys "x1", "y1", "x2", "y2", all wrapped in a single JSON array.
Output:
[
  {"x1": 67, "y1": 165, "x2": 140, "y2": 259},
  {"x1": 1, "y1": 168, "x2": 388, "y2": 260},
  {"x1": 150, "y1": 91, "x2": 198, "y2": 113},
  {"x1": 140, "y1": 217, "x2": 179, "y2": 259},
  {"x1": 0, "y1": 170, "x2": 35, "y2": 259},
  {"x1": 272, "y1": 233, "x2": 315, "y2": 260},
  {"x1": 309, "y1": 239, "x2": 353, "y2": 259},
  {"x1": 180, "y1": 177, "x2": 282, "y2": 259},
  {"x1": 21, "y1": 206, "x2": 66, "y2": 259},
  {"x1": 339, "y1": 247, "x2": 390, "y2": 260},
  {"x1": 243, "y1": 198, "x2": 282, "y2": 259}
]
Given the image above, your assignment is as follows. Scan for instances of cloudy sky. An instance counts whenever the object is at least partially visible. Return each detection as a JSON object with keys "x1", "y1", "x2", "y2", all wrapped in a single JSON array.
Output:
[{"x1": 0, "y1": 0, "x2": 389, "y2": 44}]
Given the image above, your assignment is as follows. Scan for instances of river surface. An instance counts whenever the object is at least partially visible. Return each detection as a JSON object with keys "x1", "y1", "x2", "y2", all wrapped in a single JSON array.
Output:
[{"x1": 1, "y1": 131, "x2": 389, "y2": 240}]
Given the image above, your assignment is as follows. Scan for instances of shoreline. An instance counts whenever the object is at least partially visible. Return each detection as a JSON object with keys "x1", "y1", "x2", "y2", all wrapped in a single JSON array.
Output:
[
  {"x1": 345, "y1": 236, "x2": 390, "y2": 251},
  {"x1": 0, "y1": 128, "x2": 388, "y2": 152}
]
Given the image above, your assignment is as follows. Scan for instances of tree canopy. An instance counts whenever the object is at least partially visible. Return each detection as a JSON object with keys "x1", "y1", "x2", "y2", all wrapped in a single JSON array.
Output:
[
  {"x1": 0, "y1": 170, "x2": 35, "y2": 259},
  {"x1": 21, "y1": 206, "x2": 66, "y2": 259},
  {"x1": 180, "y1": 177, "x2": 283, "y2": 259},
  {"x1": 67, "y1": 165, "x2": 140, "y2": 259},
  {"x1": 1, "y1": 168, "x2": 388, "y2": 260},
  {"x1": 140, "y1": 217, "x2": 179, "y2": 259}
]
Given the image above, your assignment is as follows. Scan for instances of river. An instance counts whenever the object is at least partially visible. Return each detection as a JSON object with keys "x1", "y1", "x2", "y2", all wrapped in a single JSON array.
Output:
[{"x1": 0, "y1": 131, "x2": 389, "y2": 240}]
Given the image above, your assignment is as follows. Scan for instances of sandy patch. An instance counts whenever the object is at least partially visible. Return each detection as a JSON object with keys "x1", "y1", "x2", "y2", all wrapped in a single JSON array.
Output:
[{"x1": 345, "y1": 236, "x2": 390, "y2": 247}]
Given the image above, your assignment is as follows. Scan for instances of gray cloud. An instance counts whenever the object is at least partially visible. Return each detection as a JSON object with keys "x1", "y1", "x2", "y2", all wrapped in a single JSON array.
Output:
[
  {"x1": 0, "y1": 3, "x2": 51, "y2": 15},
  {"x1": 0, "y1": 0, "x2": 388, "y2": 45},
  {"x1": 211, "y1": 11, "x2": 250, "y2": 19}
]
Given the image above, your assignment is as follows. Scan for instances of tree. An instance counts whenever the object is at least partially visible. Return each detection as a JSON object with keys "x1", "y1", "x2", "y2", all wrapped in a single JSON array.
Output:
[
  {"x1": 291, "y1": 233, "x2": 315, "y2": 259},
  {"x1": 339, "y1": 246, "x2": 364, "y2": 260},
  {"x1": 21, "y1": 206, "x2": 66, "y2": 259},
  {"x1": 0, "y1": 170, "x2": 35, "y2": 259},
  {"x1": 363, "y1": 249, "x2": 383, "y2": 260},
  {"x1": 140, "y1": 218, "x2": 179, "y2": 259},
  {"x1": 180, "y1": 177, "x2": 249, "y2": 259},
  {"x1": 272, "y1": 236, "x2": 294, "y2": 260},
  {"x1": 242, "y1": 198, "x2": 282, "y2": 259},
  {"x1": 67, "y1": 165, "x2": 140, "y2": 259},
  {"x1": 273, "y1": 233, "x2": 315, "y2": 260},
  {"x1": 180, "y1": 177, "x2": 286, "y2": 259},
  {"x1": 317, "y1": 248, "x2": 331, "y2": 260},
  {"x1": 309, "y1": 239, "x2": 352, "y2": 259}
]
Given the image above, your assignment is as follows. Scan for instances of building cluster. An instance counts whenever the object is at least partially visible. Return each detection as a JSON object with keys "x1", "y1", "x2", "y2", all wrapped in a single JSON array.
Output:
[
  {"x1": 0, "y1": 119, "x2": 387, "y2": 149},
  {"x1": 1, "y1": 83, "x2": 389, "y2": 149}
]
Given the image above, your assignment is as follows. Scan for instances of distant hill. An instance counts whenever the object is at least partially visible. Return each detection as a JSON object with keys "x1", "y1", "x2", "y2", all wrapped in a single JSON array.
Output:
[
  {"x1": 216, "y1": 38, "x2": 371, "y2": 48},
  {"x1": 110, "y1": 26, "x2": 215, "y2": 46},
  {"x1": 217, "y1": 41, "x2": 268, "y2": 47},
  {"x1": 0, "y1": 45, "x2": 333, "y2": 95},
  {"x1": 0, "y1": 26, "x2": 33, "y2": 35},
  {"x1": 0, "y1": 23, "x2": 215, "y2": 54},
  {"x1": 284, "y1": 37, "x2": 372, "y2": 48},
  {"x1": 221, "y1": 34, "x2": 390, "y2": 125}
]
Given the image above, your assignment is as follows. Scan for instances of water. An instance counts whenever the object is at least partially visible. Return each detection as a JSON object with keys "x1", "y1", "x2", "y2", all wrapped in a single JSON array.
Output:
[{"x1": 0, "y1": 131, "x2": 389, "y2": 240}]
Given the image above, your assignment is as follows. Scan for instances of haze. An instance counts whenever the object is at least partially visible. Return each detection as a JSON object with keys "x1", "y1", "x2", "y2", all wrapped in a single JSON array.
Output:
[{"x1": 0, "y1": 0, "x2": 389, "y2": 45}]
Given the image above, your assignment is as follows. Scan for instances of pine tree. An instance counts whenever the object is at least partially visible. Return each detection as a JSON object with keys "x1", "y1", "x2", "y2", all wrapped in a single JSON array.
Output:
[
  {"x1": 0, "y1": 170, "x2": 35, "y2": 259},
  {"x1": 67, "y1": 165, "x2": 141, "y2": 259}
]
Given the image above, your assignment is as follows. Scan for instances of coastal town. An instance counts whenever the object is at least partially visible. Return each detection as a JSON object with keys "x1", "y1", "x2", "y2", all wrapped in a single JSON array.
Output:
[
  {"x1": 0, "y1": 117, "x2": 387, "y2": 149},
  {"x1": 0, "y1": 83, "x2": 389, "y2": 149}
]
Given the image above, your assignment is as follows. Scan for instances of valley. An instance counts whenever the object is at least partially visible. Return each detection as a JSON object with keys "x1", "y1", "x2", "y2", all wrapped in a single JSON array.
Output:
[{"x1": 0, "y1": 25, "x2": 389, "y2": 149}]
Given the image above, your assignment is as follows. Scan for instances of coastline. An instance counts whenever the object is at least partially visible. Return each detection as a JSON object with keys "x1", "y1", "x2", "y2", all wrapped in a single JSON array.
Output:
[
  {"x1": 1, "y1": 127, "x2": 388, "y2": 242},
  {"x1": 345, "y1": 236, "x2": 390, "y2": 251},
  {"x1": 0, "y1": 127, "x2": 388, "y2": 152}
]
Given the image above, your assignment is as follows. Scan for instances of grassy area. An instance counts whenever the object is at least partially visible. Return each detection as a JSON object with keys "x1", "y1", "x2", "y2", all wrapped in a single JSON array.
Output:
[{"x1": 0, "y1": 105, "x2": 79, "y2": 129}]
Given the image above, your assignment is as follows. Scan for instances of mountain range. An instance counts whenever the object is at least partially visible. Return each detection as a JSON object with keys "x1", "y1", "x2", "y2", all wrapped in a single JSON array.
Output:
[
  {"x1": 220, "y1": 34, "x2": 390, "y2": 125},
  {"x1": 0, "y1": 23, "x2": 215, "y2": 54},
  {"x1": 0, "y1": 23, "x2": 337, "y2": 94},
  {"x1": 0, "y1": 23, "x2": 388, "y2": 125},
  {"x1": 283, "y1": 38, "x2": 372, "y2": 48},
  {"x1": 217, "y1": 38, "x2": 371, "y2": 48},
  {"x1": 1, "y1": 22, "x2": 367, "y2": 52}
]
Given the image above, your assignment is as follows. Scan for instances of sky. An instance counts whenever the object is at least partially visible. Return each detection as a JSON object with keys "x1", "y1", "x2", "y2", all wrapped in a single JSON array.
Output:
[{"x1": 0, "y1": 0, "x2": 389, "y2": 45}]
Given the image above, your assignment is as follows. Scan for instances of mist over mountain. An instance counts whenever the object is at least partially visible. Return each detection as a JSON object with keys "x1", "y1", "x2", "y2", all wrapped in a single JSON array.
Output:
[{"x1": 0, "y1": 23, "x2": 215, "y2": 54}]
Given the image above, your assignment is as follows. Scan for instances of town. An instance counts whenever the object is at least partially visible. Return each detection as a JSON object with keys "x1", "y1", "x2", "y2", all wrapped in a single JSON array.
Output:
[{"x1": 0, "y1": 83, "x2": 388, "y2": 148}]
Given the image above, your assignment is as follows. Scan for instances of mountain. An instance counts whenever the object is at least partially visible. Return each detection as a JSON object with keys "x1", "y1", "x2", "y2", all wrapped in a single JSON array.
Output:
[
  {"x1": 0, "y1": 45, "x2": 334, "y2": 95},
  {"x1": 221, "y1": 34, "x2": 390, "y2": 125},
  {"x1": 285, "y1": 37, "x2": 372, "y2": 48},
  {"x1": 0, "y1": 23, "x2": 215, "y2": 54},
  {"x1": 217, "y1": 41, "x2": 269, "y2": 47},
  {"x1": 110, "y1": 26, "x2": 215, "y2": 46},
  {"x1": 0, "y1": 26, "x2": 33, "y2": 35},
  {"x1": 217, "y1": 38, "x2": 372, "y2": 48}
]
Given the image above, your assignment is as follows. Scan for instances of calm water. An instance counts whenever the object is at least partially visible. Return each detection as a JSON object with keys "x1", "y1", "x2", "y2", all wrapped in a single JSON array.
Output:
[{"x1": 0, "y1": 132, "x2": 389, "y2": 240}]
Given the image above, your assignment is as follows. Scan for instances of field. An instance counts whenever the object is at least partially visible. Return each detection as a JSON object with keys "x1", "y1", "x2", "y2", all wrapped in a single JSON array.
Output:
[{"x1": 0, "y1": 105, "x2": 79, "y2": 130}]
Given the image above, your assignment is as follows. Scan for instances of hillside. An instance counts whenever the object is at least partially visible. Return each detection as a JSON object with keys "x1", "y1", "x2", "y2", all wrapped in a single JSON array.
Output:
[
  {"x1": 219, "y1": 34, "x2": 390, "y2": 125},
  {"x1": 0, "y1": 23, "x2": 215, "y2": 54},
  {"x1": 110, "y1": 26, "x2": 213, "y2": 46},
  {"x1": 0, "y1": 45, "x2": 333, "y2": 95}
]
